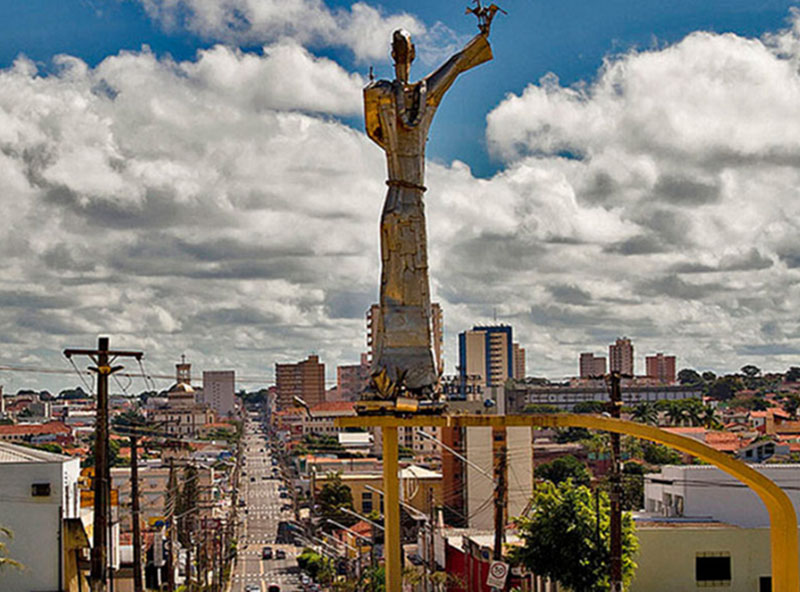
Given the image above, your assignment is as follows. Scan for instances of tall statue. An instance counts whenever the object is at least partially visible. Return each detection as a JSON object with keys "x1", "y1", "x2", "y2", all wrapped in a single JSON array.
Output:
[{"x1": 364, "y1": 6, "x2": 500, "y2": 404}]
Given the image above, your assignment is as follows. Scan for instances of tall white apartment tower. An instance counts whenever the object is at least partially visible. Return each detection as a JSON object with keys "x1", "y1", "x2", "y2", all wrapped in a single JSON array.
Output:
[{"x1": 202, "y1": 370, "x2": 236, "y2": 417}]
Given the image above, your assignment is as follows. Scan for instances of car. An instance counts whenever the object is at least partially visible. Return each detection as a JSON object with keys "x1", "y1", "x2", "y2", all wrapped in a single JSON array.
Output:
[
  {"x1": 275, "y1": 549, "x2": 286, "y2": 560},
  {"x1": 250, "y1": 477, "x2": 256, "y2": 482},
  {"x1": 267, "y1": 585, "x2": 280, "y2": 592},
  {"x1": 279, "y1": 491, "x2": 288, "y2": 498},
  {"x1": 262, "y1": 546, "x2": 273, "y2": 560},
  {"x1": 245, "y1": 585, "x2": 260, "y2": 592}
]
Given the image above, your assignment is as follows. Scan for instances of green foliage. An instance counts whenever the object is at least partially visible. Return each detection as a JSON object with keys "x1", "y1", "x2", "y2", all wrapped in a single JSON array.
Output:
[
  {"x1": 82, "y1": 438, "x2": 122, "y2": 469},
  {"x1": 785, "y1": 367, "x2": 800, "y2": 383},
  {"x1": 554, "y1": 427, "x2": 591, "y2": 443},
  {"x1": 642, "y1": 442, "x2": 682, "y2": 465},
  {"x1": 297, "y1": 547, "x2": 334, "y2": 583},
  {"x1": 631, "y1": 402, "x2": 657, "y2": 425},
  {"x1": 535, "y1": 455, "x2": 591, "y2": 487},
  {"x1": 677, "y1": 368, "x2": 702, "y2": 385},
  {"x1": 707, "y1": 376, "x2": 744, "y2": 401},
  {"x1": 572, "y1": 401, "x2": 606, "y2": 414},
  {"x1": 512, "y1": 481, "x2": 638, "y2": 592},
  {"x1": 522, "y1": 404, "x2": 562, "y2": 414},
  {"x1": 294, "y1": 433, "x2": 346, "y2": 457},
  {"x1": 783, "y1": 394, "x2": 800, "y2": 419},
  {"x1": 741, "y1": 365, "x2": 761, "y2": 378},
  {"x1": 317, "y1": 473, "x2": 358, "y2": 532}
]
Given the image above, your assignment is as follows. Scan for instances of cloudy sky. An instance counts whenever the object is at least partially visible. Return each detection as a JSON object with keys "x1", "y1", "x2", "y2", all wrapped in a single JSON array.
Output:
[{"x1": 3, "y1": 0, "x2": 800, "y2": 393}]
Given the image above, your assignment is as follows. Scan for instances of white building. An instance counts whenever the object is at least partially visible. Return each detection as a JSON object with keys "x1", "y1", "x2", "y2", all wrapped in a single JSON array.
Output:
[
  {"x1": 644, "y1": 464, "x2": 800, "y2": 527},
  {"x1": 202, "y1": 371, "x2": 236, "y2": 417},
  {"x1": 465, "y1": 426, "x2": 533, "y2": 530},
  {"x1": 0, "y1": 441, "x2": 87, "y2": 592}
]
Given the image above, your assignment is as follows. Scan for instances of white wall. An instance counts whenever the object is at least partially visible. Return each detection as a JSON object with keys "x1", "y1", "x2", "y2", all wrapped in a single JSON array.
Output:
[
  {"x1": 465, "y1": 426, "x2": 533, "y2": 530},
  {"x1": 0, "y1": 456, "x2": 80, "y2": 592},
  {"x1": 644, "y1": 464, "x2": 800, "y2": 527}
]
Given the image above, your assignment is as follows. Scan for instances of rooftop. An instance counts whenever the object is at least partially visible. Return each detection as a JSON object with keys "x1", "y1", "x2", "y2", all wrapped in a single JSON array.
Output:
[{"x1": 0, "y1": 441, "x2": 74, "y2": 463}]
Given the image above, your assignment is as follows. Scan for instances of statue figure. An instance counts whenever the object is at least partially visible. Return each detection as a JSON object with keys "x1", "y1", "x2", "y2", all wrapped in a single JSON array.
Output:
[{"x1": 363, "y1": 8, "x2": 499, "y2": 402}]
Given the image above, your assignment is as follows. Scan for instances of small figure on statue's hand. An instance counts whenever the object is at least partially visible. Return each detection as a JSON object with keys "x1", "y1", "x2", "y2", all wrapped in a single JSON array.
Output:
[{"x1": 466, "y1": 0, "x2": 507, "y2": 35}]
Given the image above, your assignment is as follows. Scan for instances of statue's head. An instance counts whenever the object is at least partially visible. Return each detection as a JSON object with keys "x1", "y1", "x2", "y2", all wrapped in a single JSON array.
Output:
[{"x1": 391, "y1": 29, "x2": 415, "y2": 83}]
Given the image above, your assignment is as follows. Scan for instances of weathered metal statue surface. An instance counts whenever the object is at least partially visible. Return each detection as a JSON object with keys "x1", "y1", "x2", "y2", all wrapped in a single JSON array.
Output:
[{"x1": 364, "y1": 5, "x2": 500, "y2": 402}]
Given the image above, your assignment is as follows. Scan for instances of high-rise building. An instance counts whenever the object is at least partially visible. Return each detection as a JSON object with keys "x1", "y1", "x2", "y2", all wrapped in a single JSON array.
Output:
[
  {"x1": 609, "y1": 337, "x2": 634, "y2": 375},
  {"x1": 202, "y1": 370, "x2": 236, "y2": 417},
  {"x1": 336, "y1": 353, "x2": 370, "y2": 401},
  {"x1": 275, "y1": 355, "x2": 325, "y2": 410},
  {"x1": 513, "y1": 342, "x2": 526, "y2": 380},
  {"x1": 458, "y1": 325, "x2": 525, "y2": 398},
  {"x1": 579, "y1": 352, "x2": 607, "y2": 378},
  {"x1": 646, "y1": 353, "x2": 677, "y2": 384}
]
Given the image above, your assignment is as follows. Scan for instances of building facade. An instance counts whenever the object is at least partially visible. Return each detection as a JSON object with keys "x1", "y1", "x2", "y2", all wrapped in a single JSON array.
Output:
[
  {"x1": 0, "y1": 442, "x2": 86, "y2": 592},
  {"x1": 275, "y1": 355, "x2": 325, "y2": 410},
  {"x1": 458, "y1": 325, "x2": 525, "y2": 398},
  {"x1": 579, "y1": 352, "x2": 607, "y2": 378},
  {"x1": 645, "y1": 353, "x2": 677, "y2": 384},
  {"x1": 201, "y1": 370, "x2": 236, "y2": 417},
  {"x1": 609, "y1": 337, "x2": 634, "y2": 375}
]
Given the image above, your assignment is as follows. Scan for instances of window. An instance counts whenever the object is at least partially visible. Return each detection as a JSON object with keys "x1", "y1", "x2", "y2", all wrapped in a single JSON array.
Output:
[
  {"x1": 696, "y1": 553, "x2": 731, "y2": 586},
  {"x1": 362, "y1": 491, "x2": 373, "y2": 513},
  {"x1": 31, "y1": 483, "x2": 51, "y2": 497},
  {"x1": 759, "y1": 576, "x2": 771, "y2": 592}
]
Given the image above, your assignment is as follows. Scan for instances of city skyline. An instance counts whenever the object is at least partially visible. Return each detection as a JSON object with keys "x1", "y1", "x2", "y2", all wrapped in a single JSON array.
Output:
[{"x1": 3, "y1": 1, "x2": 800, "y2": 392}]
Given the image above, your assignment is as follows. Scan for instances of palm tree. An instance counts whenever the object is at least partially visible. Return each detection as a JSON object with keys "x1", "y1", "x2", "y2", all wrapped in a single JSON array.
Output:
[
  {"x1": 0, "y1": 527, "x2": 21, "y2": 571},
  {"x1": 665, "y1": 401, "x2": 687, "y2": 426},
  {"x1": 684, "y1": 399, "x2": 704, "y2": 427},
  {"x1": 631, "y1": 402, "x2": 658, "y2": 425},
  {"x1": 702, "y1": 405, "x2": 723, "y2": 430}
]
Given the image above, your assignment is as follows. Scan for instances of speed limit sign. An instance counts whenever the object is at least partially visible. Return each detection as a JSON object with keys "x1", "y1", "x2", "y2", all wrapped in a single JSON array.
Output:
[{"x1": 486, "y1": 560, "x2": 509, "y2": 588}]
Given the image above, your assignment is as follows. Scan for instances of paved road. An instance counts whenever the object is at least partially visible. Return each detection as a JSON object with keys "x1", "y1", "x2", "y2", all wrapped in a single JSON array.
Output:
[{"x1": 231, "y1": 418, "x2": 303, "y2": 592}]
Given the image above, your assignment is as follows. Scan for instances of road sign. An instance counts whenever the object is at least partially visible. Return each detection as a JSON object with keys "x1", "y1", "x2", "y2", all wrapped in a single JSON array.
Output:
[{"x1": 486, "y1": 560, "x2": 509, "y2": 588}]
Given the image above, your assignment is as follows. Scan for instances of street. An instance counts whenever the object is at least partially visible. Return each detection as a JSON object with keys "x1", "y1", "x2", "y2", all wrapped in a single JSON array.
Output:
[{"x1": 231, "y1": 418, "x2": 303, "y2": 592}]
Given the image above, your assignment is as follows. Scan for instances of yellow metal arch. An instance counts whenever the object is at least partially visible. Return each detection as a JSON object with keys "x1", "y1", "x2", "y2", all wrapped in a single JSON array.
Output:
[{"x1": 337, "y1": 413, "x2": 800, "y2": 592}]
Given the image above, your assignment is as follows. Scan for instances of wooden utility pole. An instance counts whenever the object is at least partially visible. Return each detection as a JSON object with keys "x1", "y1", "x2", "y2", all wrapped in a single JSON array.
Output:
[
  {"x1": 608, "y1": 371, "x2": 623, "y2": 592},
  {"x1": 130, "y1": 434, "x2": 144, "y2": 592},
  {"x1": 492, "y1": 437, "x2": 508, "y2": 592},
  {"x1": 166, "y1": 459, "x2": 177, "y2": 592},
  {"x1": 64, "y1": 337, "x2": 142, "y2": 592}
]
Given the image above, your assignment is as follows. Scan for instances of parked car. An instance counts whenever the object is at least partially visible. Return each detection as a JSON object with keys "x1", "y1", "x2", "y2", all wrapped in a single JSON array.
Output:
[
  {"x1": 262, "y1": 546, "x2": 273, "y2": 560},
  {"x1": 275, "y1": 549, "x2": 286, "y2": 560},
  {"x1": 268, "y1": 585, "x2": 281, "y2": 592}
]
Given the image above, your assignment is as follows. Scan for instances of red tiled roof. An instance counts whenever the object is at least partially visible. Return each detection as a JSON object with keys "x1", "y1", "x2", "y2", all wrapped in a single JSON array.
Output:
[
  {"x1": 0, "y1": 421, "x2": 71, "y2": 436},
  {"x1": 310, "y1": 401, "x2": 356, "y2": 413}
]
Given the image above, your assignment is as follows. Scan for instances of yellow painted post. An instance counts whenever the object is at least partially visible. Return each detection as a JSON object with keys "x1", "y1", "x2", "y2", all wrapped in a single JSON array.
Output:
[{"x1": 383, "y1": 426, "x2": 402, "y2": 592}]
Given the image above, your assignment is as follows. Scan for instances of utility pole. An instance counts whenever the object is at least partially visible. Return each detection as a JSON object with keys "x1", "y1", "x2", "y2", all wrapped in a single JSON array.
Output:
[
  {"x1": 608, "y1": 371, "x2": 624, "y2": 592},
  {"x1": 64, "y1": 337, "x2": 142, "y2": 592},
  {"x1": 130, "y1": 434, "x2": 144, "y2": 592},
  {"x1": 492, "y1": 430, "x2": 508, "y2": 591},
  {"x1": 166, "y1": 458, "x2": 177, "y2": 592}
]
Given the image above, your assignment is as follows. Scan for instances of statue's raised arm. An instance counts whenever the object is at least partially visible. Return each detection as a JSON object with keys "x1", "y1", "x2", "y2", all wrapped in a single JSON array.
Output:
[{"x1": 425, "y1": 1, "x2": 504, "y2": 107}]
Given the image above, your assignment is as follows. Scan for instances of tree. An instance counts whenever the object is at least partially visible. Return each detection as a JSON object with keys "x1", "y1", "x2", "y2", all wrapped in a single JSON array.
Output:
[
  {"x1": 701, "y1": 371, "x2": 717, "y2": 383},
  {"x1": 631, "y1": 402, "x2": 658, "y2": 425},
  {"x1": 572, "y1": 401, "x2": 606, "y2": 414},
  {"x1": 522, "y1": 403, "x2": 561, "y2": 414},
  {"x1": 701, "y1": 405, "x2": 723, "y2": 430},
  {"x1": 535, "y1": 455, "x2": 591, "y2": 487},
  {"x1": 512, "y1": 481, "x2": 638, "y2": 592},
  {"x1": 317, "y1": 473, "x2": 357, "y2": 532},
  {"x1": 741, "y1": 365, "x2": 761, "y2": 378},
  {"x1": 665, "y1": 401, "x2": 687, "y2": 426},
  {"x1": 297, "y1": 547, "x2": 334, "y2": 583},
  {"x1": 643, "y1": 442, "x2": 682, "y2": 465},
  {"x1": 707, "y1": 376, "x2": 743, "y2": 401},
  {"x1": 677, "y1": 369, "x2": 702, "y2": 385},
  {"x1": 784, "y1": 394, "x2": 800, "y2": 419},
  {"x1": 0, "y1": 527, "x2": 21, "y2": 571},
  {"x1": 785, "y1": 367, "x2": 800, "y2": 383}
]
